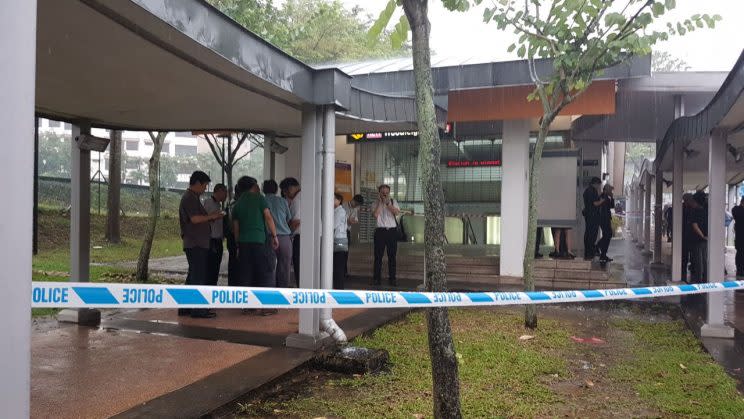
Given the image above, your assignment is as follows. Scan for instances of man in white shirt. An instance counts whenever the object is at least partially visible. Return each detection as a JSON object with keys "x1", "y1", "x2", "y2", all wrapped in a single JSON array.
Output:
[
  {"x1": 202, "y1": 183, "x2": 227, "y2": 286},
  {"x1": 371, "y1": 184, "x2": 400, "y2": 287}
]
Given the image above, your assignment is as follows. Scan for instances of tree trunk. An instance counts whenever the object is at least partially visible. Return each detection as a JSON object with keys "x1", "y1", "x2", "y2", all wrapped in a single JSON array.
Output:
[
  {"x1": 106, "y1": 130, "x2": 122, "y2": 243},
  {"x1": 522, "y1": 121, "x2": 552, "y2": 329},
  {"x1": 135, "y1": 132, "x2": 166, "y2": 282},
  {"x1": 403, "y1": 1, "x2": 461, "y2": 417},
  {"x1": 226, "y1": 164, "x2": 234, "y2": 202}
]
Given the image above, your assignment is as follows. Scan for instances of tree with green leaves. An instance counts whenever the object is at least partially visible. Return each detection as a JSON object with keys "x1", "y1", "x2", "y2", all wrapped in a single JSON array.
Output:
[
  {"x1": 483, "y1": 0, "x2": 720, "y2": 328},
  {"x1": 209, "y1": 0, "x2": 406, "y2": 64},
  {"x1": 372, "y1": 1, "x2": 472, "y2": 417},
  {"x1": 135, "y1": 131, "x2": 167, "y2": 282}
]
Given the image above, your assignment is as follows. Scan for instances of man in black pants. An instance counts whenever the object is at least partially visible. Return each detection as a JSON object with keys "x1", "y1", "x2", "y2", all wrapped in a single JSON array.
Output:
[
  {"x1": 733, "y1": 197, "x2": 744, "y2": 278},
  {"x1": 203, "y1": 183, "x2": 227, "y2": 286},
  {"x1": 281, "y1": 177, "x2": 302, "y2": 286},
  {"x1": 582, "y1": 177, "x2": 605, "y2": 260},
  {"x1": 372, "y1": 184, "x2": 400, "y2": 287},
  {"x1": 178, "y1": 171, "x2": 224, "y2": 318},
  {"x1": 597, "y1": 184, "x2": 615, "y2": 263}
]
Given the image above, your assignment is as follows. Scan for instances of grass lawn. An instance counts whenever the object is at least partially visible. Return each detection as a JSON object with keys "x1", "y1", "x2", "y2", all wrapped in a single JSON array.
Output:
[
  {"x1": 235, "y1": 306, "x2": 744, "y2": 418},
  {"x1": 32, "y1": 209, "x2": 185, "y2": 317}
]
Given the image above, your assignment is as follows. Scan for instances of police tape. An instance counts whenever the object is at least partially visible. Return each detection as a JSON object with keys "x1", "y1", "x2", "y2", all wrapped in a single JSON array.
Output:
[{"x1": 31, "y1": 280, "x2": 744, "y2": 309}]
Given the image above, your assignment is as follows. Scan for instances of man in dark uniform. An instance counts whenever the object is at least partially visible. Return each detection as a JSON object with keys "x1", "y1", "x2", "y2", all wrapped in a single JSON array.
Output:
[
  {"x1": 733, "y1": 197, "x2": 744, "y2": 278},
  {"x1": 178, "y1": 171, "x2": 223, "y2": 318},
  {"x1": 582, "y1": 177, "x2": 605, "y2": 260},
  {"x1": 597, "y1": 184, "x2": 615, "y2": 263}
]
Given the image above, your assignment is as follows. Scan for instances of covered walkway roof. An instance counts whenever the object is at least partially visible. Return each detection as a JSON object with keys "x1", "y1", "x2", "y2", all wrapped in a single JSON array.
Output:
[
  {"x1": 628, "y1": 51, "x2": 744, "y2": 190},
  {"x1": 36, "y1": 0, "x2": 444, "y2": 136}
]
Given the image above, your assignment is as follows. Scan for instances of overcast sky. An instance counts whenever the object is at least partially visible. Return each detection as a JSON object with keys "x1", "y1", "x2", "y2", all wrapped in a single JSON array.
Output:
[{"x1": 341, "y1": 0, "x2": 743, "y2": 71}]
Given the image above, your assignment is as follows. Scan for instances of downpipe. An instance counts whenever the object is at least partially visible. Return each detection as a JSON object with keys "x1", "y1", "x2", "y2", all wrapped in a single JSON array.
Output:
[{"x1": 320, "y1": 105, "x2": 347, "y2": 345}]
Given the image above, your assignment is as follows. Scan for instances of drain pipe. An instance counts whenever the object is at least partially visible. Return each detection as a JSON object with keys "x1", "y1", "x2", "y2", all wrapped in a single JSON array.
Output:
[{"x1": 320, "y1": 105, "x2": 347, "y2": 344}]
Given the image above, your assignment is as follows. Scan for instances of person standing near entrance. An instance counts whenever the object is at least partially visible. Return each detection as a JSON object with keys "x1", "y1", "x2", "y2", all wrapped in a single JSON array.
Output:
[
  {"x1": 263, "y1": 179, "x2": 293, "y2": 288},
  {"x1": 203, "y1": 183, "x2": 227, "y2": 286},
  {"x1": 733, "y1": 197, "x2": 744, "y2": 278},
  {"x1": 179, "y1": 171, "x2": 224, "y2": 318},
  {"x1": 686, "y1": 192, "x2": 708, "y2": 283},
  {"x1": 333, "y1": 193, "x2": 349, "y2": 289},
  {"x1": 372, "y1": 184, "x2": 400, "y2": 287},
  {"x1": 582, "y1": 177, "x2": 605, "y2": 260},
  {"x1": 597, "y1": 184, "x2": 615, "y2": 263},
  {"x1": 281, "y1": 177, "x2": 302, "y2": 286}
]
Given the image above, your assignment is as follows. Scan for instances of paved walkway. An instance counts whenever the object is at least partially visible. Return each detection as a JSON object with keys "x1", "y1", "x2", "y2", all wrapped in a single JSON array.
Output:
[{"x1": 31, "y1": 306, "x2": 408, "y2": 418}]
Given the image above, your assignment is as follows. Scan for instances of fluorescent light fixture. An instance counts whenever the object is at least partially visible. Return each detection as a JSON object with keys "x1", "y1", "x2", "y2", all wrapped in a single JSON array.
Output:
[{"x1": 75, "y1": 134, "x2": 110, "y2": 152}]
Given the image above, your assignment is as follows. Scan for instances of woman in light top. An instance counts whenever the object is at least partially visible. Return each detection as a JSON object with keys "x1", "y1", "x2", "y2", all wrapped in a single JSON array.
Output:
[{"x1": 333, "y1": 193, "x2": 349, "y2": 289}]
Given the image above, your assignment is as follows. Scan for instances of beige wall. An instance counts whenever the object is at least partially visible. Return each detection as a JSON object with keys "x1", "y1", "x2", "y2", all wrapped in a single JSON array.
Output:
[{"x1": 335, "y1": 135, "x2": 355, "y2": 194}]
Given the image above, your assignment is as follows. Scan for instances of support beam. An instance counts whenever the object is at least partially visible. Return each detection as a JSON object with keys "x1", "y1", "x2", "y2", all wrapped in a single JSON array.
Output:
[
  {"x1": 643, "y1": 175, "x2": 652, "y2": 255},
  {"x1": 320, "y1": 105, "x2": 335, "y2": 322},
  {"x1": 652, "y1": 170, "x2": 663, "y2": 265},
  {"x1": 702, "y1": 130, "x2": 734, "y2": 338},
  {"x1": 671, "y1": 96, "x2": 685, "y2": 283},
  {"x1": 0, "y1": 0, "x2": 35, "y2": 415},
  {"x1": 286, "y1": 106, "x2": 327, "y2": 349},
  {"x1": 263, "y1": 133, "x2": 276, "y2": 181},
  {"x1": 58, "y1": 122, "x2": 101, "y2": 326},
  {"x1": 500, "y1": 119, "x2": 530, "y2": 277}
]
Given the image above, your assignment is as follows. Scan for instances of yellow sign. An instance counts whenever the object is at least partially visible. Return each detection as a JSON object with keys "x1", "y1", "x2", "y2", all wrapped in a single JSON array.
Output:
[{"x1": 350, "y1": 133, "x2": 364, "y2": 140}]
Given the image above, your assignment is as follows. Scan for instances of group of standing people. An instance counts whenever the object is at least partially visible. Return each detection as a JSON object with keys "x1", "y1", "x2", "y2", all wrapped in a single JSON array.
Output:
[
  {"x1": 177, "y1": 170, "x2": 371, "y2": 319},
  {"x1": 583, "y1": 177, "x2": 616, "y2": 263}
]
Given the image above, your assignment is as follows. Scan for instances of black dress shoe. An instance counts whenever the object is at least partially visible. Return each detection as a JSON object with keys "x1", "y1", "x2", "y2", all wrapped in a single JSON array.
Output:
[
  {"x1": 177, "y1": 308, "x2": 191, "y2": 316},
  {"x1": 535, "y1": 252, "x2": 544, "y2": 258},
  {"x1": 549, "y1": 251, "x2": 559, "y2": 258}
]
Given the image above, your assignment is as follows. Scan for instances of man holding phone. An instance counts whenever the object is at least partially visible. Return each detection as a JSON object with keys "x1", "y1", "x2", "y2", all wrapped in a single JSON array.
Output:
[{"x1": 372, "y1": 184, "x2": 400, "y2": 287}]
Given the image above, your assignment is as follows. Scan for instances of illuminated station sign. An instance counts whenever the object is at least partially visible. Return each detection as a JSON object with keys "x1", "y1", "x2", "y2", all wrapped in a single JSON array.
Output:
[
  {"x1": 346, "y1": 123, "x2": 455, "y2": 144},
  {"x1": 446, "y1": 160, "x2": 501, "y2": 167}
]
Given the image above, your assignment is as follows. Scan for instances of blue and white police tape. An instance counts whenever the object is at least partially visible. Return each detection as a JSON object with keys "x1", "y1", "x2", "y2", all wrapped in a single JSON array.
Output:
[{"x1": 31, "y1": 280, "x2": 744, "y2": 309}]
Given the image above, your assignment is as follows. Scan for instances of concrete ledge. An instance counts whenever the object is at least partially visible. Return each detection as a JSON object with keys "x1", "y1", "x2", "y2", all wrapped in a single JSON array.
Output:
[
  {"x1": 534, "y1": 268, "x2": 555, "y2": 279},
  {"x1": 701, "y1": 323, "x2": 735, "y2": 339},
  {"x1": 57, "y1": 308, "x2": 101, "y2": 326},
  {"x1": 285, "y1": 332, "x2": 333, "y2": 350}
]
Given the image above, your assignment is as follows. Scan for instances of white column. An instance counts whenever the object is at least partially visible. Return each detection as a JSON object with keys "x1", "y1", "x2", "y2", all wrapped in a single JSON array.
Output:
[
  {"x1": 643, "y1": 174, "x2": 652, "y2": 255},
  {"x1": 262, "y1": 133, "x2": 276, "y2": 181},
  {"x1": 320, "y1": 106, "x2": 334, "y2": 317},
  {"x1": 58, "y1": 123, "x2": 101, "y2": 325},
  {"x1": 71, "y1": 123, "x2": 91, "y2": 281},
  {"x1": 652, "y1": 170, "x2": 663, "y2": 264},
  {"x1": 286, "y1": 106, "x2": 323, "y2": 348},
  {"x1": 500, "y1": 119, "x2": 530, "y2": 277},
  {"x1": 702, "y1": 130, "x2": 734, "y2": 338},
  {"x1": 630, "y1": 185, "x2": 638, "y2": 242},
  {"x1": 671, "y1": 96, "x2": 685, "y2": 283},
  {"x1": 0, "y1": 0, "x2": 35, "y2": 415}
]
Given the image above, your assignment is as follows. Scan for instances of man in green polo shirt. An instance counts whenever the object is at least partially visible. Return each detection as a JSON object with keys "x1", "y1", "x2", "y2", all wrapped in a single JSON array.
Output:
[{"x1": 232, "y1": 176, "x2": 280, "y2": 299}]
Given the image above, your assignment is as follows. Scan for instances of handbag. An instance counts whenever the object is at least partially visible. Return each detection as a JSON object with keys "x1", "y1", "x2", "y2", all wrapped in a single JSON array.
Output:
[{"x1": 394, "y1": 215, "x2": 407, "y2": 242}]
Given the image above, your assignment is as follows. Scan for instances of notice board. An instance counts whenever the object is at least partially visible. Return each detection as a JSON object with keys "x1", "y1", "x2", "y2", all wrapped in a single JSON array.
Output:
[
  {"x1": 536, "y1": 152, "x2": 578, "y2": 226},
  {"x1": 335, "y1": 161, "x2": 353, "y2": 203}
]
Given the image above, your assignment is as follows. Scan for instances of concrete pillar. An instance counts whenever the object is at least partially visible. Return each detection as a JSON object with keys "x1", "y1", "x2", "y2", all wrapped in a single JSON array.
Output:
[
  {"x1": 702, "y1": 130, "x2": 734, "y2": 338},
  {"x1": 500, "y1": 120, "x2": 530, "y2": 277},
  {"x1": 320, "y1": 105, "x2": 335, "y2": 322},
  {"x1": 0, "y1": 0, "x2": 35, "y2": 415},
  {"x1": 286, "y1": 106, "x2": 325, "y2": 349},
  {"x1": 262, "y1": 133, "x2": 276, "y2": 181},
  {"x1": 652, "y1": 170, "x2": 663, "y2": 264},
  {"x1": 630, "y1": 184, "x2": 638, "y2": 242},
  {"x1": 643, "y1": 175, "x2": 652, "y2": 254},
  {"x1": 58, "y1": 123, "x2": 101, "y2": 325},
  {"x1": 671, "y1": 96, "x2": 685, "y2": 283}
]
